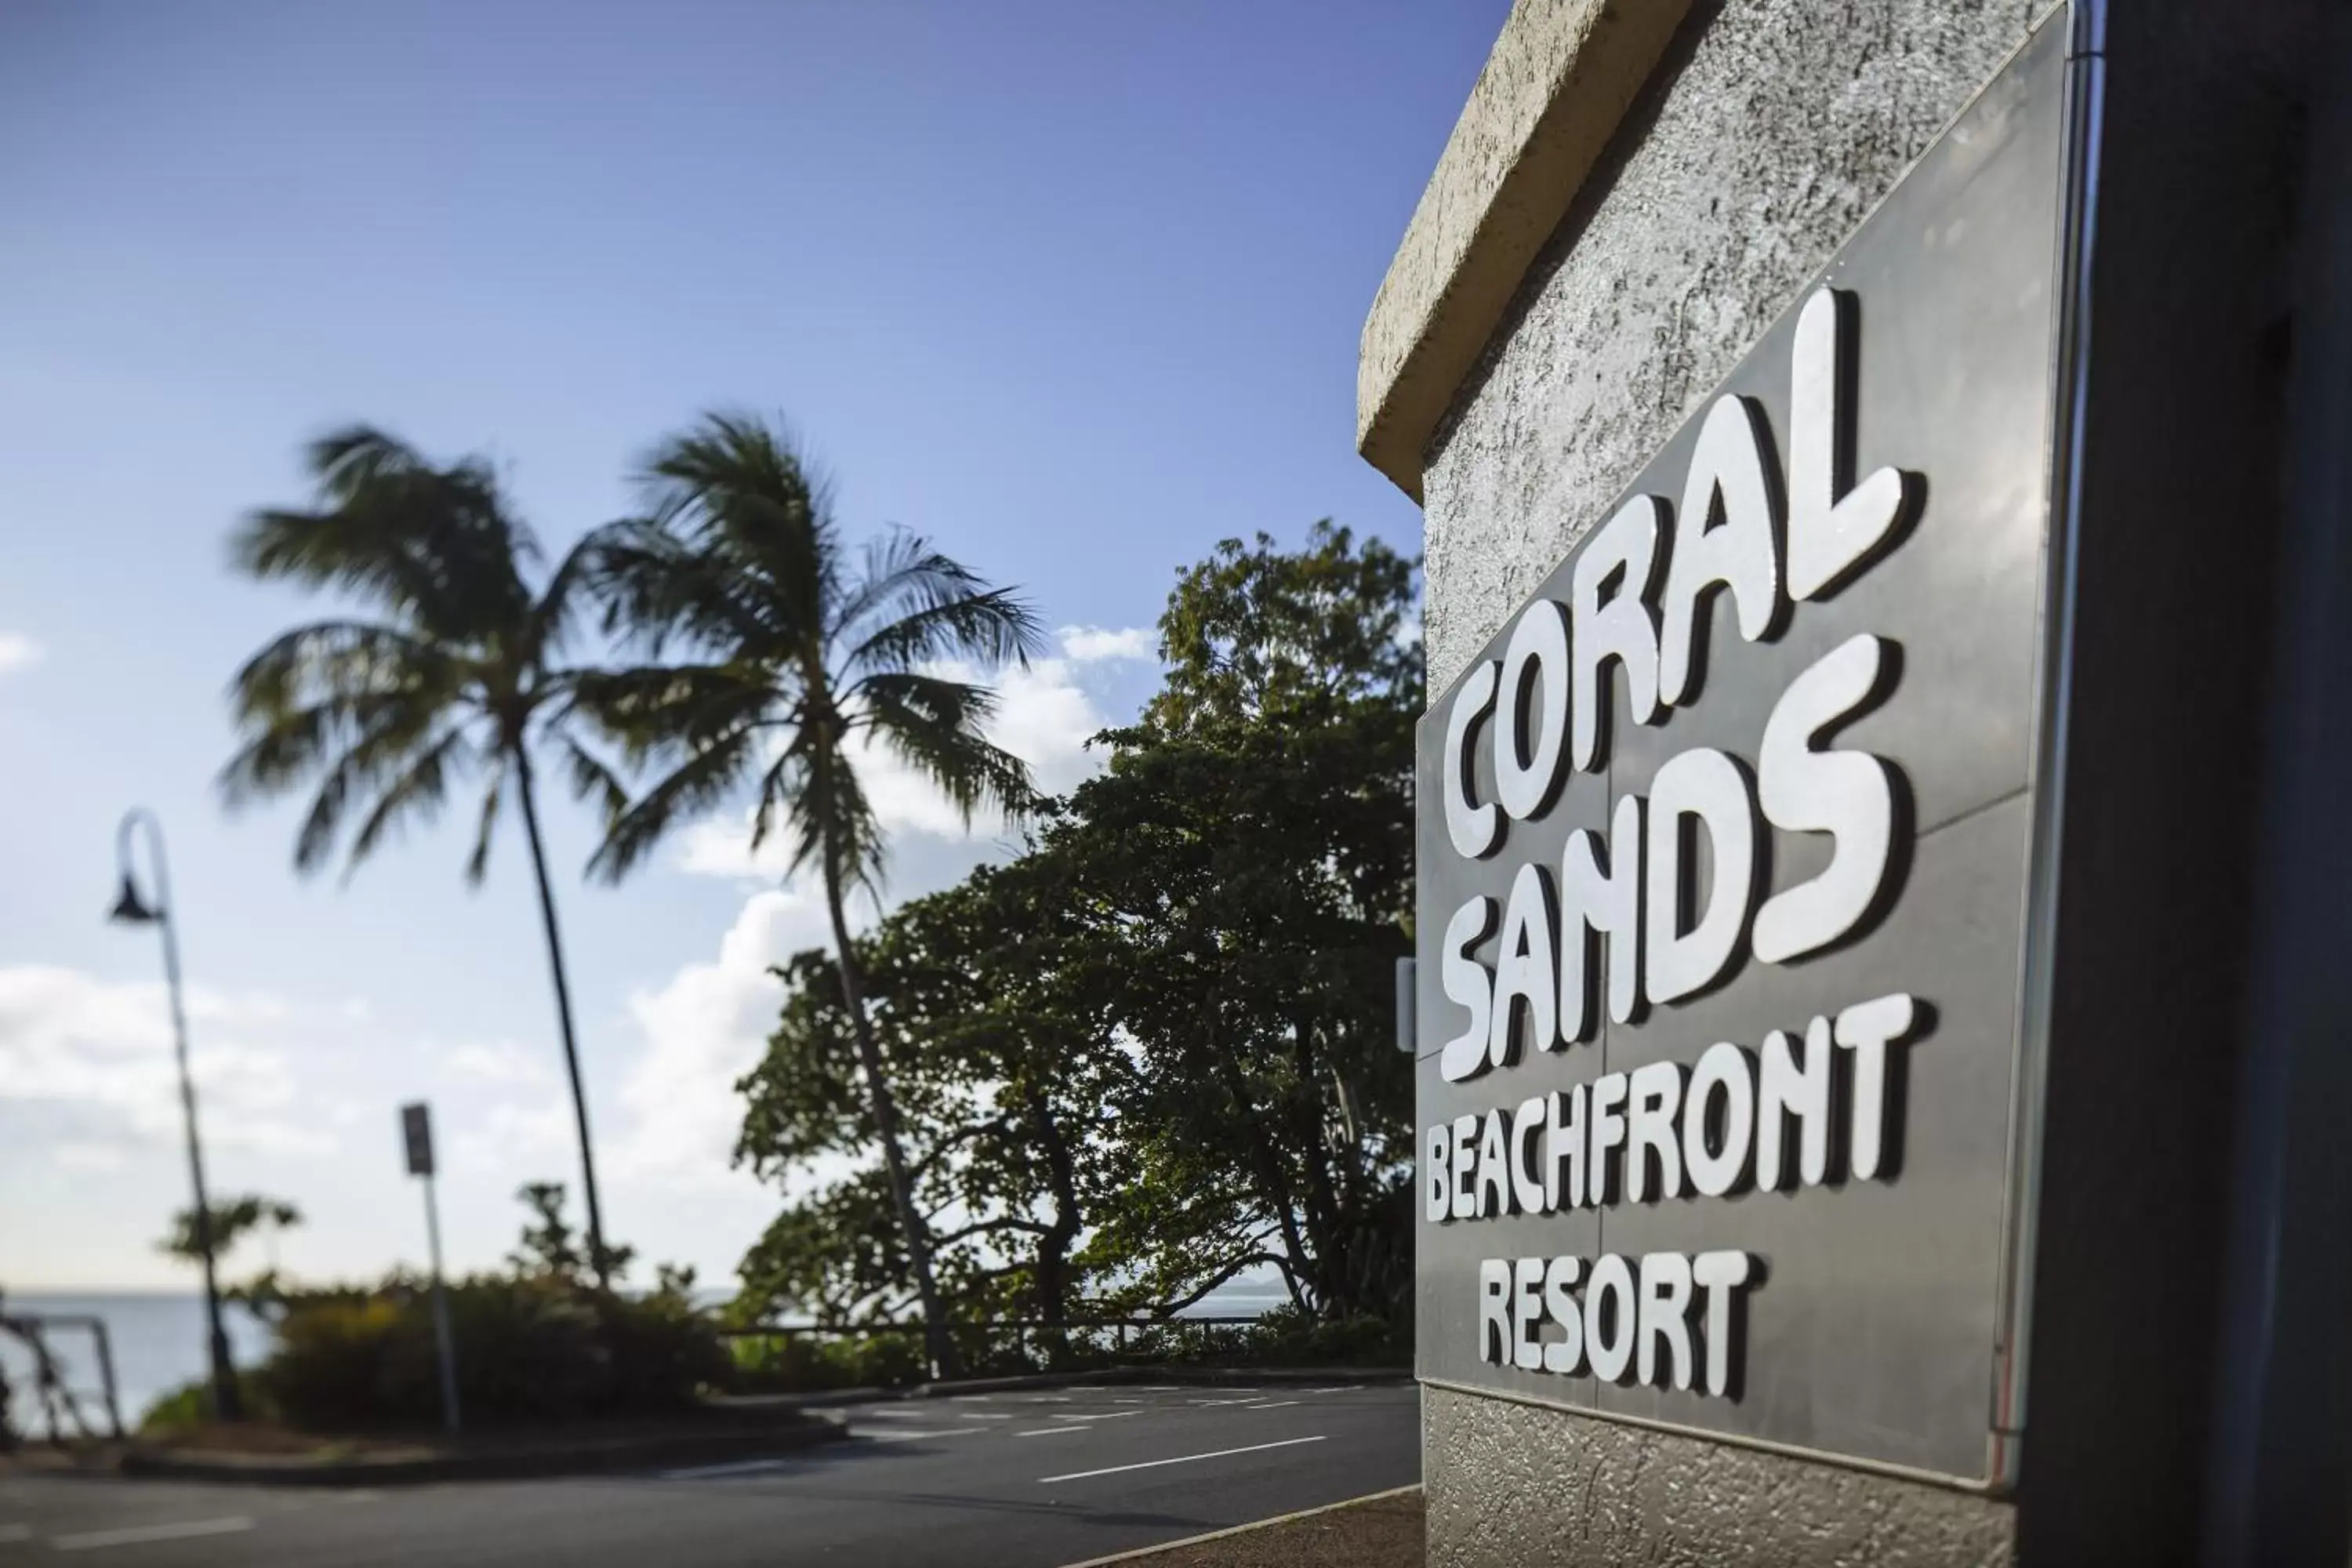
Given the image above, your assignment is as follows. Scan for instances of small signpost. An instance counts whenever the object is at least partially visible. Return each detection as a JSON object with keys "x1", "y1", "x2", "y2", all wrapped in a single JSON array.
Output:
[{"x1": 400, "y1": 1102, "x2": 461, "y2": 1436}]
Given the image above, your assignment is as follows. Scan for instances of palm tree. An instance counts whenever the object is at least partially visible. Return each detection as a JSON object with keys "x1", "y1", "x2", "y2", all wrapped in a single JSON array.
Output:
[
  {"x1": 220, "y1": 426, "x2": 629, "y2": 1287},
  {"x1": 579, "y1": 411, "x2": 1045, "y2": 1378}
]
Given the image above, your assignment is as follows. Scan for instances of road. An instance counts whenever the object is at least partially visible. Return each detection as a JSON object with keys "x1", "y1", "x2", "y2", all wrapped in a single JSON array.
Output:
[{"x1": 0, "y1": 1381, "x2": 1417, "y2": 1566}]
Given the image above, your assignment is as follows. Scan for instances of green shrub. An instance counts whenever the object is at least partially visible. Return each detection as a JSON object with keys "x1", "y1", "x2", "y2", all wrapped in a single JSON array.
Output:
[
  {"x1": 726, "y1": 1329, "x2": 928, "y2": 1392},
  {"x1": 137, "y1": 1374, "x2": 275, "y2": 1434},
  {"x1": 252, "y1": 1278, "x2": 726, "y2": 1432}
]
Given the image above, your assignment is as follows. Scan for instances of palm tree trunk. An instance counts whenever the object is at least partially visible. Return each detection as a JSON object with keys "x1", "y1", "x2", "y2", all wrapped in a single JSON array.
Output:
[
  {"x1": 820, "y1": 835, "x2": 960, "y2": 1381},
  {"x1": 513, "y1": 752, "x2": 612, "y2": 1291}
]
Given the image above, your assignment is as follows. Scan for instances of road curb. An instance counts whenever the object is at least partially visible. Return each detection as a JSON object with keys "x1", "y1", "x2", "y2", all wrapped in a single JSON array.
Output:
[
  {"x1": 107, "y1": 1414, "x2": 851, "y2": 1488},
  {"x1": 1051, "y1": 1484, "x2": 1424, "y2": 1567},
  {"x1": 710, "y1": 1365, "x2": 1413, "y2": 1410}
]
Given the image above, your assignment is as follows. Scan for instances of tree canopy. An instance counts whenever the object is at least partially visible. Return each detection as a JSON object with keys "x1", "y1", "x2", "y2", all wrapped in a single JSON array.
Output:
[{"x1": 731, "y1": 521, "x2": 1421, "y2": 1330}]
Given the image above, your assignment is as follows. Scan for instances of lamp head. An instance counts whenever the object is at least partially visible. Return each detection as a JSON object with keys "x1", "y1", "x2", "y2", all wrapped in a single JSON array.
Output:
[{"x1": 108, "y1": 873, "x2": 159, "y2": 926}]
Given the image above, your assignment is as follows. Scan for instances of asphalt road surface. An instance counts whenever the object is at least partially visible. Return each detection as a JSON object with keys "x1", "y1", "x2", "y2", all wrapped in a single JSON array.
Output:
[{"x1": 0, "y1": 1381, "x2": 1417, "y2": 1567}]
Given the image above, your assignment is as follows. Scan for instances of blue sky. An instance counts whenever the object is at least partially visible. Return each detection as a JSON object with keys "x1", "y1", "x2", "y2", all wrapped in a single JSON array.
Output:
[{"x1": 0, "y1": 1, "x2": 1502, "y2": 1291}]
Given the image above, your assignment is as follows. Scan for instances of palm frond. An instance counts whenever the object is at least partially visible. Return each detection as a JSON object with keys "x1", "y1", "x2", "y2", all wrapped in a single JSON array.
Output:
[
  {"x1": 855, "y1": 671, "x2": 1040, "y2": 826},
  {"x1": 343, "y1": 724, "x2": 476, "y2": 881},
  {"x1": 556, "y1": 735, "x2": 630, "y2": 826},
  {"x1": 587, "y1": 728, "x2": 764, "y2": 884},
  {"x1": 234, "y1": 429, "x2": 537, "y2": 640},
  {"x1": 842, "y1": 583, "x2": 1047, "y2": 677},
  {"x1": 466, "y1": 754, "x2": 510, "y2": 885},
  {"x1": 570, "y1": 661, "x2": 782, "y2": 765}
]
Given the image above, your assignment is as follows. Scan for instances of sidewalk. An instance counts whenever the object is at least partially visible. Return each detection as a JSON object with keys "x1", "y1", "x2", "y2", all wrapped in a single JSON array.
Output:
[{"x1": 1065, "y1": 1486, "x2": 1424, "y2": 1568}]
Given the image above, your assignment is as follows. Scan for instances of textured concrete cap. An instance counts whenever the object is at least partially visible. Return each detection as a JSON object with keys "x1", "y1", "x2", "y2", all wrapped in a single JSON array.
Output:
[{"x1": 1356, "y1": 0, "x2": 1692, "y2": 501}]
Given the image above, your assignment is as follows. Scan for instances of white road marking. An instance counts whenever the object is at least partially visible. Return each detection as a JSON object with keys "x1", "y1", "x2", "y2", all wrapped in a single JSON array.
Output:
[
  {"x1": 1040, "y1": 1434, "x2": 1326, "y2": 1486},
  {"x1": 1299, "y1": 1386, "x2": 1359, "y2": 1395},
  {"x1": 861, "y1": 1426, "x2": 990, "y2": 1445},
  {"x1": 956, "y1": 1412, "x2": 1013, "y2": 1421},
  {"x1": 1024, "y1": 1395, "x2": 1073, "y2": 1403},
  {"x1": 1127, "y1": 1385, "x2": 1181, "y2": 1392},
  {"x1": 1246, "y1": 1400, "x2": 1301, "y2": 1410},
  {"x1": 0, "y1": 1524, "x2": 31, "y2": 1543},
  {"x1": 1015, "y1": 1426, "x2": 1091, "y2": 1438},
  {"x1": 660, "y1": 1457, "x2": 800, "y2": 1480},
  {"x1": 53, "y1": 1517, "x2": 256, "y2": 1552},
  {"x1": 1052, "y1": 1410, "x2": 1141, "y2": 1422}
]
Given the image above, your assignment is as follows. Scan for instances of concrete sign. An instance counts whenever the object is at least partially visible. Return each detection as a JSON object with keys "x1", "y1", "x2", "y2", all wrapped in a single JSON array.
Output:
[{"x1": 1413, "y1": 20, "x2": 2068, "y2": 1485}]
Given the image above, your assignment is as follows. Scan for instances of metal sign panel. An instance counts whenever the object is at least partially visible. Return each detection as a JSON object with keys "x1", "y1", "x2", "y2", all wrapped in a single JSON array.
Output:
[
  {"x1": 1412, "y1": 15, "x2": 2071, "y2": 1486},
  {"x1": 400, "y1": 1102, "x2": 436, "y2": 1178}
]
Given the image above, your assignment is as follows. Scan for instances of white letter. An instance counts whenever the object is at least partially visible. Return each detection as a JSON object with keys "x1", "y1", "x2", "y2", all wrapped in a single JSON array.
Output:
[
  {"x1": 1546, "y1": 1085, "x2": 1588, "y2": 1212},
  {"x1": 1682, "y1": 1042, "x2": 1757, "y2": 1198},
  {"x1": 1511, "y1": 1094, "x2": 1549, "y2": 1215},
  {"x1": 1443, "y1": 660, "x2": 1506, "y2": 858},
  {"x1": 1494, "y1": 601, "x2": 1573, "y2": 819},
  {"x1": 1588, "y1": 1073, "x2": 1628, "y2": 1205},
  {"x1": 1835, "y1": 993, "x2": 1917, "y2": 1181},
  {"x1": 1478, "y1": 1258, "x2": 1512, "y2": 1365},
  {"x1": 1693, "y1": 1250, "x2": 1754, "y2": 1396},
  {"x1": 1478, "y1": 1107, "x2": 1512, "y2": 1218},
  {"x1": 1662, "y1": 395, "x2": 1787, "y2": 706},
  {"x1": 1439, "y1": 897, "x2": 1499, "y2": 1084},
  {"x1": 1543, "y1": 1257, "x2": 1585, "y2": 1374},
  {"x1": 1561, "y1": 793, "x2": 1646, "y2": 1040},
  {"x1": 1758, "y1": 1019, "x2": 1832, "y2": 1189},
  {"x1": 1489, "y1": 862, "x2": 1560, "y2": 1070},
  {"x1": 1451, "y1": 1113, "x2": 1479, "y2": 1220},
  {"x1": 1753, "y1": 635, "x2": 1900, "y2": 964},
  {"x1": 1425, "y1": 1122, "x2": 1453, "y2": 1222},
  {"x1": 1513, "y1": 1257, "x2": 1548, "y2": 1370},
  {"x1": 1637, "y1": 1252, "x2": 1697, "y2": 1389},
  {"x1": 1584, "y1": 1254, "x2": 1637, "y2": 1382},
  {"x1": 1571, "y1": 495, "x2": 1665, "y2": 771},
  {"x1": 1624, "y1": 1061, "x2": 1686, "y2": 1203},
  {"x1": 1787, "y1": 288, "x2": 1911, "y2": 601},
  {"x1": 1645, "y1": 748, "x2": 1761, "y2": 1005}
]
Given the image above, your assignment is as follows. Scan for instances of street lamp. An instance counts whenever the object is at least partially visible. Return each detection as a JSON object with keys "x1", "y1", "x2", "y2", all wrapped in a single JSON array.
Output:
[{"x1": 109, "y1": 808, "x2": 241, "y2": 1424}]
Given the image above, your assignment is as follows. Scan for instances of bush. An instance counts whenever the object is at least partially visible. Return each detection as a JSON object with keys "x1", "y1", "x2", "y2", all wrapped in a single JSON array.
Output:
[
  {"x1": 253, "y1": 1278, "x2": 728, "y2": 1432},
  {"x1": 138, "y1": 1374, "x2": 275, "y2": 1434},
  {"x1": 727, "y1": 1329, "x2": 927, "y2": 1392}
]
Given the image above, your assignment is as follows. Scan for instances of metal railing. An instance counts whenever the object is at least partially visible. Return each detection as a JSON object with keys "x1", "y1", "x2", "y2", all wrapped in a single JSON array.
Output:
[
  {"x1": 715, "y1": 1313, "x2": 1275, "y2": 1383},
  {"x1": 0, "y1": 1312, "x2": 125, "y2": 1445}
]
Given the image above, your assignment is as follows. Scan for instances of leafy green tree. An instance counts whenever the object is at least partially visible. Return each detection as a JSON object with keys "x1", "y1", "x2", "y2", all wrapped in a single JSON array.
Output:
[
  {"x1": 580, "y1": 412, "x2": 1045, "y2": 1377},
  {"x1": 220, "y1": 427, "x2": 630, "y2": 1285},
  {"x1": 731, "y1": 521, "x2": 1421, "y2": 1334},
  {"x1": 1051, "y1": 521, "x2": 1421, "y2": 1320},
  {"x1": 733, "y1": 861, "x2": 1130, "y2": 1335}
]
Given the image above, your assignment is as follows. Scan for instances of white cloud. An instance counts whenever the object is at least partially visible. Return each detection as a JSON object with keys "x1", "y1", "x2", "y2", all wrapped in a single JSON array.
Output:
[
  {"x1": 0, "y1": 632, "x2": 42, "y2": 677},
  {"x1": 1058, "y1": 625, "x2": 1155, "y2": 663},
  {"x1": 608, "y1": 890, "x2": 826, "y2": 1187},
  {"x1": 0, "y1": 965, "x2": 329, "y2": 1159},
  {"x1": 445, "y1": 1040, "x2": 553, "y2": 1088}
]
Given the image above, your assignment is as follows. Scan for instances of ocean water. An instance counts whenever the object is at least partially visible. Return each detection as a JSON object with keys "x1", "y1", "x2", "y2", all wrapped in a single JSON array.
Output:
[
  {"x1": 1, "y1": 1292, "x2": 274, "y2": 1436},
  {"x1": 0, "y1": 1283, "x2": 1288, "y2": 1436}
]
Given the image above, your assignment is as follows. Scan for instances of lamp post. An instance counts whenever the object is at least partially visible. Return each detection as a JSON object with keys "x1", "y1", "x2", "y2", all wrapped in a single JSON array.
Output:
[{"x1": 109, "y1": 808, "x2": 241, "y2": 1423}]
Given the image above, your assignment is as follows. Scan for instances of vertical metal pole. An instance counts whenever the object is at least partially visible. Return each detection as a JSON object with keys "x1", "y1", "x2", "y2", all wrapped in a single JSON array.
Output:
[
  {"x1": 132, "y1": 814, "x2": 240, "y2": 1425},
  {"x1": 423, "y1": 1173, "x2": 460, "y2": 1436},
  {"x1": 91, "y1": 1321, "x2": 123, "y2": 1441}
]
